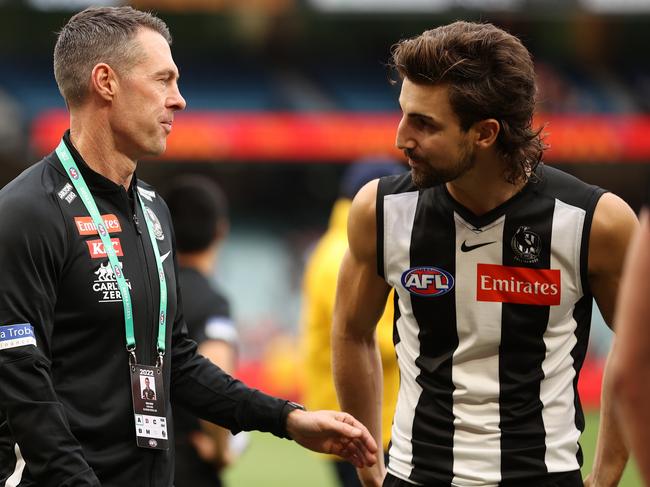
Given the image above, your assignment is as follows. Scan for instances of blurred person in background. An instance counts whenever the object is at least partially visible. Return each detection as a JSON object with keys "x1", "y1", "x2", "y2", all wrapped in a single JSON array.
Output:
[
  {"x1": 332, "y1": 21, "x2": 638, "y2": 487},
  {"x1": 166, "y1": 176, "x2": 241, "y2": 487},
  {"x1": 0, "y1": 6, "x2": 377, "y2": 487},
  {"x1": 301, "y1": 158, "x2": 406, "y2": 487},
  {"x1": 610, "y1": 203, "x2": 650, "y2": 485}
]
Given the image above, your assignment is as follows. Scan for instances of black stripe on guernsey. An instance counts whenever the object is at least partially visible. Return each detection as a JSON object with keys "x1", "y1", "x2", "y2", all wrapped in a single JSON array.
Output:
[
  {"x1": 570, "y1": 294, "x2": 594, "y2": 468},
  {"x1": 578, "y1": 189, "x2": 605, "y2": 296},
  {"x1": 377, "y1": 179, "x2": 386, "y2": 280},
  {"x1": 499, "y1": 195, "x2": 556, "y2": 482},
  {"x1": 408, "y1": 188, "x2": 458, "y2": 485},
  {"x1": 393, "y1": 291, "x2": 401, "y2": 347}
]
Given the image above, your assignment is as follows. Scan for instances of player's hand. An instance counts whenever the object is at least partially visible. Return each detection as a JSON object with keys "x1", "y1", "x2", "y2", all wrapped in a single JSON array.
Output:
[{"x1": 285, "y1": 409, "x2": 378, "y2": 468}]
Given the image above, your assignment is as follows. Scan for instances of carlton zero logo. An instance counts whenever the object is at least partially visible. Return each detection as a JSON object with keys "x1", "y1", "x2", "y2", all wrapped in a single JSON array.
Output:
[
  {"x1": 87, "y1": 238, "x2": 124, "y2": 259},
  {"x1": 401, "y1": 266, "x2": 455, "y2": 297},
  {"x1": 74, "y1": 214, "x2": 122, "y2": 236},
  {"x1": 94, "y1": 261, "x2": 131, "y2": 303},
  {"x1": 477, "y1": 263, "x2": 561, "y2": 306}
]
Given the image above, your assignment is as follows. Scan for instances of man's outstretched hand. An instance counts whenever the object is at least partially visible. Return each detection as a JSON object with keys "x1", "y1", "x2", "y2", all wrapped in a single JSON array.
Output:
[{"x1": 285, "y1": 409, "x2": 378, "y2": 468}]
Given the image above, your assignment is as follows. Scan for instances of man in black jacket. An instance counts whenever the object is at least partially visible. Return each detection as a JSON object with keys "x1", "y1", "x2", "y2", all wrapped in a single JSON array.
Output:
[
  {"x1": 0, "y1": 7, "x2": 376, "y2": 487},
  {"x1": 166, "y1": 176, "x2": 240, "y2": 487}
]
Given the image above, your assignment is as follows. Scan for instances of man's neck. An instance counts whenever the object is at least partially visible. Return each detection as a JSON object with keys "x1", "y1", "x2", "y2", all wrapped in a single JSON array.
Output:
[
  {"x1": 69, "y1": 113, "x2": 136, "y2": 190},
  {"x1": 178, "y1": 246, "x2": 219, "y2": 277},
  {"x1": 446, "y1": 157, "x2": 527, "y2": 216}
]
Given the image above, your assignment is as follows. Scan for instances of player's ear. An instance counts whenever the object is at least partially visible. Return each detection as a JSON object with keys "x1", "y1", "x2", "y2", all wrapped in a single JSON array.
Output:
[{"x1": 472, "y1": 119, "x2": 500, "y2": 149}]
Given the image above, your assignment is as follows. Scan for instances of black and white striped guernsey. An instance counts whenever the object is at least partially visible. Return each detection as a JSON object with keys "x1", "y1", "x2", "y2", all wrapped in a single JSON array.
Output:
[{"x1": 377, "y1": 164, "x2": 605, "y2": 486}]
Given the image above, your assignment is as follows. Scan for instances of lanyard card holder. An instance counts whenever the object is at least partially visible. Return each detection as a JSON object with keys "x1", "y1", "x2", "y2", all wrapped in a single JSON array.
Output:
[{"x1": 130, "y1": 362, "x2": 168, "y2": 450}]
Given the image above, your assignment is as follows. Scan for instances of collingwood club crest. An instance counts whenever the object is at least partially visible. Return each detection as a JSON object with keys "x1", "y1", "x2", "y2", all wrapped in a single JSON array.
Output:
[
  {"x1": 511, "y1": 226, "x2": 541, "y2": 263},
  {"x1": 144, "y1": 207, "x2": 165, "y2": 241}
]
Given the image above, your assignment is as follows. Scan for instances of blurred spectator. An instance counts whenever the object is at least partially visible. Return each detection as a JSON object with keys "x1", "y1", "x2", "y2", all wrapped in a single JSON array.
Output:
[
  {"x1": 166, "y1": 175, "x2": 241, "y2": 487},
  {"x1": 0, "y1": 88, "x2": 25, "y2": 163},
  {"x1": 300, "y1": 157, "x2": 406, "y2": 487}
]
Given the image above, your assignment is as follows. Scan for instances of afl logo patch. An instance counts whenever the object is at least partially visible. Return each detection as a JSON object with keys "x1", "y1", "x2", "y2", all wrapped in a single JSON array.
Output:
[
  {"x1": 511, "y1": 226, "x2": 541, "y2": 263},
  {"x1": 69, "y1": 168, "x2": 79, "y2": 180},
  {"x1": 401, "y1": 266, "x2": 454, "y2": 297}
]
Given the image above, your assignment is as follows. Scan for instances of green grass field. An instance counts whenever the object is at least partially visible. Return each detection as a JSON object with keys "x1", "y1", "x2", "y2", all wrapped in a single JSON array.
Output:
[{"x1": 223, "y1": 411, "x2": 642, "y2": 486}]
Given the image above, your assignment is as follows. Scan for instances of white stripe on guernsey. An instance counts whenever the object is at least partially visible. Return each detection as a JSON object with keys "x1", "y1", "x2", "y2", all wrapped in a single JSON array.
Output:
[
  {"x1": 451, "y1": 213, "x2": 505, "y2": 486},
  {"x1": 382, "y1": 191, "x2": 422, "y2": 483},
  {"x1": 6, "y1": 444, "x2": 25, "y2": 487},
  {"x1": 541, "y1": 199, "x2": 585, "y2": 472}
]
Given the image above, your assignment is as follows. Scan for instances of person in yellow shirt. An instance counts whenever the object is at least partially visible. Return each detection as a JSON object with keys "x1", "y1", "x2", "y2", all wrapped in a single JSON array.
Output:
[{"x1": 301, "y1": 159, "x2": 405, "y2": 487}]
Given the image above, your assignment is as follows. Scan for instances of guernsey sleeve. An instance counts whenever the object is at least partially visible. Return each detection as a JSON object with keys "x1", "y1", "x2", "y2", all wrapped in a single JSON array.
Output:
[{"x1": 0, "y1": 181, "x2": 100, "y2": 486}]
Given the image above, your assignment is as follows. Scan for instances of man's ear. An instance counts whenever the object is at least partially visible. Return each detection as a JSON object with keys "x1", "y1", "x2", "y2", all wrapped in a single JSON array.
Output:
[
  {"x1": 90, "y1": 63, "x2": 117, "y2": 102},
  {"x1": 472, "y1": 119, "x2": 500, "y2": 149}
]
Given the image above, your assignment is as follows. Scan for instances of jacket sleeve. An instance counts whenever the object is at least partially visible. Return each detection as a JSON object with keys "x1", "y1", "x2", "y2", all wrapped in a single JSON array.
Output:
[
  {"x1": 0, "y1": 190, "x2": 100, "y2": 486},
  {"x1": 167, "y1": 232, "x2": 292, "y2": 439}
]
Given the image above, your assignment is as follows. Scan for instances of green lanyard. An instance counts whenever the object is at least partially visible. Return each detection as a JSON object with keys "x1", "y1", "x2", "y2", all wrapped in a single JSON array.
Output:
[{"x1": 56, "y1": 139, "x2": 168, "y2": 362}]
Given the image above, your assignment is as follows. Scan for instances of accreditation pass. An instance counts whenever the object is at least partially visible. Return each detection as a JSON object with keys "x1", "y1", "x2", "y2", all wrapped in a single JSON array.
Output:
[{"x1": 130, "y1": 363, "x2": 169, "y2": 450}]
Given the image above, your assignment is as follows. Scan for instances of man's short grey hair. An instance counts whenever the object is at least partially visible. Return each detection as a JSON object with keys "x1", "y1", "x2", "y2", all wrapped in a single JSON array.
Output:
[{"x1": 53, "y1": 6, "x2": 171, "y2": 107}]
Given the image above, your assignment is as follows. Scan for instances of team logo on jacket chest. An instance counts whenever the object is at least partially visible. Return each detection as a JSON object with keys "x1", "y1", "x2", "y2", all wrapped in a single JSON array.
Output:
[
  {"x1": 511, "y1": 226, "x2": 541, "y2": 263},
  {"x1": 401, "y1": 266, "x2": 455, "y2": 297},
  {"x1": 144, "y1": 207, "x2": 165, "y2": 241}
]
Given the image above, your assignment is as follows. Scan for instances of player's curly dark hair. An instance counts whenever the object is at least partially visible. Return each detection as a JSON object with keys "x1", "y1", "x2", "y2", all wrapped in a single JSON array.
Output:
[{"x1": 391, "y1": 21, "x2": 546, "y2": 184}]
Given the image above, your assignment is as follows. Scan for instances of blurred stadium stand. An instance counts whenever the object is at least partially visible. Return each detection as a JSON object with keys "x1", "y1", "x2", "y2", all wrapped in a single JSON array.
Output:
[{"x1": 2, "y1": 0, "x2": 649, "y2": 407}]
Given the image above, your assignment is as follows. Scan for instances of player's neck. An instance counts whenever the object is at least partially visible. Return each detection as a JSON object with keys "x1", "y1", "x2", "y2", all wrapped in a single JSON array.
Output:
[
  {"x1": 446, "y1": 158, "x2": 527, "y2": 216},
  {"x1": 70, "y1": 113, "x2": 136, "y2": 190},
  {"x1": 178, "y1": 246, "x2": 219, "y2": 277}
]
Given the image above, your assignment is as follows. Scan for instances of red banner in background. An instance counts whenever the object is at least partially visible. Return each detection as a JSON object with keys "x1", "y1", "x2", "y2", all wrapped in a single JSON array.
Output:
[{"x1": 31, "y1": 110, "x2": 650, "y2": 163}]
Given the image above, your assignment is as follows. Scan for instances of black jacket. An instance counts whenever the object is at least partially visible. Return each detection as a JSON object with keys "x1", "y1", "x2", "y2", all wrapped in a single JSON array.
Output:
[{"x1": 0, "y1": 133, "x2": 290, "y2": 487}]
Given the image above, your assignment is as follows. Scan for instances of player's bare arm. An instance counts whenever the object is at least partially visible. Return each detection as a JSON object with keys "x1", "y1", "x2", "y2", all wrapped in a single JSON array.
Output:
[
  {"x1": 610, "y1": 209, "x2": 650, "y2": 485},
  {"x1": 585, "y1": 192, "x2": 639, "y2": 487},
  {"x1": 332, "y1": 179, "x2": 392, "y2": 487},
  {"x1": 588, "y1": 192, "x2": 639, "y2": 325}
]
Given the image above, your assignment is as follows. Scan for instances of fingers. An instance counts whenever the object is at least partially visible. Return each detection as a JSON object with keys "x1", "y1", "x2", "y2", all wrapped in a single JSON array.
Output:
[
  {"x1": 296, "y1": 410, "x2": 378, "y2": 467},
  {"x1": 337, "y1": 412, "x2": 379, "y2": 458},
  {"x1": 325, "y1": 412, "x2": 377, "y2": 467},
  {"x1": 332, "y1": 436, "x2": 372, "y2": 468}
]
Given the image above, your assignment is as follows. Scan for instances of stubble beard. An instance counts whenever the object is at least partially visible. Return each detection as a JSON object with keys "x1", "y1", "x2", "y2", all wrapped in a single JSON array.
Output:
[{"x1": 408, "y1": 142, "x2": 476, "y2": 190}]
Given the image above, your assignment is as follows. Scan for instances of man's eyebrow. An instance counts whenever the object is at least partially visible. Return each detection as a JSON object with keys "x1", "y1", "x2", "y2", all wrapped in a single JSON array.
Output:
[
  {"x1": 153, "y1": 69, "x2": 180, "y2": 80},
  {"x1": 408, "y1": 112, "x2": 440, "y2": 125}
]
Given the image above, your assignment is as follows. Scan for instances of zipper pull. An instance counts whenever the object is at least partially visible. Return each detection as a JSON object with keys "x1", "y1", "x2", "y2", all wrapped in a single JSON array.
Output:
[{"x1": 133, "y1": 213, "x2": 142, "y2": 235}]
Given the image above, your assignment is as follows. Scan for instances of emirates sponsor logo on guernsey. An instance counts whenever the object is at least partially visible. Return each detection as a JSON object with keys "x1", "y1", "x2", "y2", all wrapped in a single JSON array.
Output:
[
  {"x1": 401, "y1": 266, "x2": 455, "y2": 297},
  {"x1": 74, "y1": 214, "x2": 122, "y2": 236},
  {"x1": 87, "y1": 238, "x2": 124, "y2": 259},
  {"x1": 477, "y1": 263, "x2": 561, "y2": 306}
]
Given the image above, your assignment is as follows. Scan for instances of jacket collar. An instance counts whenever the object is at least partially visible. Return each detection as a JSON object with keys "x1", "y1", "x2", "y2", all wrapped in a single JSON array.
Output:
[{"x1": 49, "y1": 130, "x2": 138, "y2": 195}]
